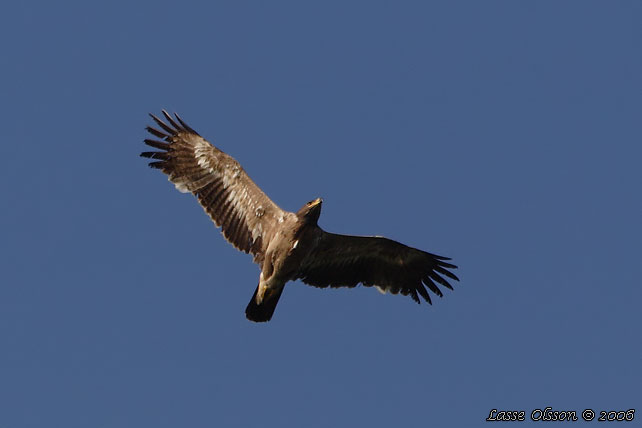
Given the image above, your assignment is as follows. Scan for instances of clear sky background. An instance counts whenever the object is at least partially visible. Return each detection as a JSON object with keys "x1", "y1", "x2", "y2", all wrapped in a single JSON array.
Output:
[{"x1": 1, "y1": 1, "x2": 640, "y2": 427}]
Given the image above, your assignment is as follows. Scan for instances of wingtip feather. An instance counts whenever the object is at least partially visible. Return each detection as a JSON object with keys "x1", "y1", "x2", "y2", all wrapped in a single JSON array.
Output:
[
  {"x1": 174, "y1": 112, "x2": 199, "y2": 135},
  {"x1": 435, "y1": 265, "x2": 459, "y2": 281},
  {"x1": 148, "y1": 161, "x2": 165, "y2": 169},
  {"x1": 140, "y1": 151, "x2": 169, "y2": 160},
  {"x1": 162, "y1": 110, "x2": 182, "y2": 130},
  {"x1": 150, "y1": 113, "x2": 175, "y2": 134},
  {"x1": 146, "y1": 126, "x2": 169, "y2": 139}
]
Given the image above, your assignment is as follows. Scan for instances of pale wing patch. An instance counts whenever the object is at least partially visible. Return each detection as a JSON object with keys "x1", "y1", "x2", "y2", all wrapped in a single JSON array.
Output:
[
  {"x1": 251, "y1": 219, "x2": 263, "y2": 241},
  {"x1": 173, "y1": 178, "x2": 191, "y2": 193}
]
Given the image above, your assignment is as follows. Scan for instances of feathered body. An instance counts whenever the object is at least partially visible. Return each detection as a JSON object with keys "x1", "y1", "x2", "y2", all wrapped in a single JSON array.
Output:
[{"x1": 141, "y1": 111, "x2": 459, "y2": 322}]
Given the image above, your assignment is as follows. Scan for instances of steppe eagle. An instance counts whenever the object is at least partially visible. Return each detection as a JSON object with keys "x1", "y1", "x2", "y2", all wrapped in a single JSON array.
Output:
[{"x1": 141, "y1": 111, "x2": 459, "y2": 322}]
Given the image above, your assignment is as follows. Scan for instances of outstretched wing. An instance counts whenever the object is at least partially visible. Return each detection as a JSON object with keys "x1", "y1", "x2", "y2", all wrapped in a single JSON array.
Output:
[
  {"x1": 141, "y1": 110, "x2": 287, "y2": 264},
  {"x1": 295, "y1": 231, "x2": 459, "y2": 304}
]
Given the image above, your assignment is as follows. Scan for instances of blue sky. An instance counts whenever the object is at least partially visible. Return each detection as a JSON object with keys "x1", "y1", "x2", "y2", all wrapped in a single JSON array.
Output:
[{"x1": 1, "y1": 1, "x2": 640, "y2": 426}]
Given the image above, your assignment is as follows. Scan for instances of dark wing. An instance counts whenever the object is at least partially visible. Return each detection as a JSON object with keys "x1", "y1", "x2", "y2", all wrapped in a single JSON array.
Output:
[
  {"x1": 141, "y1": 111, "x2": 289, "y2": 264},
  {"x1": 295, "y1": 231, "x2": 459, "y2": 304}
]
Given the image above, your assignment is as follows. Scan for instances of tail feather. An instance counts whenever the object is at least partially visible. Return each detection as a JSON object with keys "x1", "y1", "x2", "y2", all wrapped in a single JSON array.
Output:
[{"x1": 245, "y1": 285, "x2": 284, "y2": 322}]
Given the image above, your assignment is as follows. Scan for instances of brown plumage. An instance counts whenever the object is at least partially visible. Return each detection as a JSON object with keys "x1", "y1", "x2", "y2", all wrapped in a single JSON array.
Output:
[{"x1": 141, "y1": 111, "x2": 459, "y2": 322}]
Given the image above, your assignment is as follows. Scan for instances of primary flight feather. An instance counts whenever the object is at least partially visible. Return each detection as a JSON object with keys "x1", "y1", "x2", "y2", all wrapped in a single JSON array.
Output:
[{"x1": 141, "y1": 111, "x2": 459, "y2": 322}]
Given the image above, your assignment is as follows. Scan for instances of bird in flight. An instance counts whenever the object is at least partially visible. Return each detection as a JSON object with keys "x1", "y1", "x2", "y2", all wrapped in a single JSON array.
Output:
[{"x1": 141, "y1": 111, "x2": 459, "y2": 322}]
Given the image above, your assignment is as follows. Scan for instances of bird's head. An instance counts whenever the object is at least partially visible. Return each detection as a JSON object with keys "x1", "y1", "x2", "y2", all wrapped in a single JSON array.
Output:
[{"x1": 297, "y1": 197, "x2": 323, "y2": 224}]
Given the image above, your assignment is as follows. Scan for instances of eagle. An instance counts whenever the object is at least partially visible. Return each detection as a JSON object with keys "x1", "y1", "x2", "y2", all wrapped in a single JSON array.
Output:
[{"x1": 141, "y1": 111, "x2": 459, "y2": 322}]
